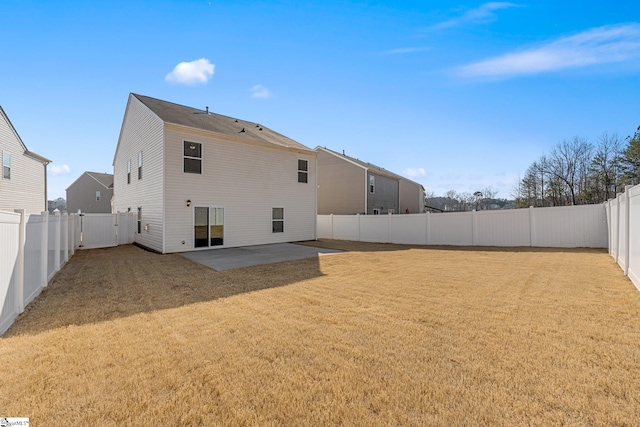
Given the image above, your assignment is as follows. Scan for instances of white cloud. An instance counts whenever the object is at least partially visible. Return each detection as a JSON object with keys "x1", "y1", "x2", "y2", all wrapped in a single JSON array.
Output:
[
  {"x1": 49, "y1": 164, "x2": 70, "y2": 176},
  {"x1": 457, "y1": 23, "x2": 640, "y2": 79},
  {"x1": 431, "y1": 2, "x2": 519, "y2": 30},
  {"x1": 165, "y1": 58, "x2": 215, "y2": 85},
  {"x1": 404, "y1": 167, "x2": 427, "y2": 178},
  {"x1": 249, "y1": 84, "x2": 272, "y2": 99},
  {"x1": 380, "y1": 47, "x2": 430, "y2": 55}
]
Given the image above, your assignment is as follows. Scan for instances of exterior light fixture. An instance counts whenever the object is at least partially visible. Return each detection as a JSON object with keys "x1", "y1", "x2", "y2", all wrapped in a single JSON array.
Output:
[{"x1": 186, "y1": 199, "x2": 191, "y2": 207}]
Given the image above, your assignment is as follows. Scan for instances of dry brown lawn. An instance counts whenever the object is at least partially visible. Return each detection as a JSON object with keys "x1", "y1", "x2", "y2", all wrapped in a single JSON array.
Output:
[{"x1": 2, "y1": 241, "x2": 640, "y2": 426}]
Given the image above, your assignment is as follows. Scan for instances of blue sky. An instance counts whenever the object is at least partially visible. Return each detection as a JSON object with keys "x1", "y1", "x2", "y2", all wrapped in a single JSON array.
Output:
[{"x1": 2, "y1": 0, "x2": 639, "y2": 199}]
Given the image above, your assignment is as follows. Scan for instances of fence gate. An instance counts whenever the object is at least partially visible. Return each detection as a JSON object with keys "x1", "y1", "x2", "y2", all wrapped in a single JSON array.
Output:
[{"x1": 80, "y1": 214, "x2": 117, "y2": 249}]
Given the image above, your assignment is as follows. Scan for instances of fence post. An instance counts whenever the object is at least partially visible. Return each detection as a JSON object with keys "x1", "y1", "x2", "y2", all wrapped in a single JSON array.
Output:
[
  {"x1": 606, "y1": 199, "x2": 612, "y2": 254},
  {"x1": 471, "y1": 210, "x2": 477, "y2": 246},
  {"x1": 330, "y1": 214, "x2": 334, "y2": 240},
  {"x1": 69, "y1": 214, "x2": 75, "y2": 257},
  {"x1": 54, "y1": 211, "x2": 61, "y2": 273},
  {"x1": 624, "y1": 186, "x2": 632, "y2": 276},
  {"x1": 529, "y1": 206, "x2": 535, "y2": 247},
  {"x1": 62, "y1": 213, "x2": 69, "y2": 263},
  {"x1": 14, "y1": 209, "x2": 26, "y2": 313},
  {"x1": 357, "y1": 213, "x2": 361, "y2": 241},
  {"x1": 425, "y1": 212, "x2": 431, "y2": 245},
  {"x1": 387, "y1": 213, "x2": 392, "y2": 243},
  {"x1": 41, "y1": 211, "x2": 48, "y2": 287}
]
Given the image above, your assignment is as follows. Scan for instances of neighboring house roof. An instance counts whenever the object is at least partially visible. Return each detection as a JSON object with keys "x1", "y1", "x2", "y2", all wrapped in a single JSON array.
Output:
[
  {"x1": 66, "y1": 171, "x2": 114, "y2": 191},
  {"x1": 316, "y1": 146, "x2": 423, "y2": 187},
  {"x1": 131, "y1": 94, "x2": 314, "y2": 154},
  {"x1": 0, "y1": 105, "x2": 51, "y2": 165}
]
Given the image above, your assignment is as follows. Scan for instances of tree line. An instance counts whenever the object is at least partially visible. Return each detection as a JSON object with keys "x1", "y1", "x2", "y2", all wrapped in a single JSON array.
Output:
[{"x1": 512, "y1": 126, "x2": 640, "y2": 208}]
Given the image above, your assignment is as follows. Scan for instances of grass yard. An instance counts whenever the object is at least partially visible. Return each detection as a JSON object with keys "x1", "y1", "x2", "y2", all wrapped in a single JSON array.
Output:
[{"x1": 1, "y1": 241, "x2": 640, "y2": 426}]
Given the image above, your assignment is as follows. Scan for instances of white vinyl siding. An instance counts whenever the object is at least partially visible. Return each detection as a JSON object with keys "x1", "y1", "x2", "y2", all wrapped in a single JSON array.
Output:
[
  {"x1": 112, "y1": 95, "x2": 164, "y2": 252},
  {"x1": 163, "y1": 125, "x2": 316, "y2": 253},
  {"x1": 0, "y1": 111, "x2": 46, "y2": 214}
]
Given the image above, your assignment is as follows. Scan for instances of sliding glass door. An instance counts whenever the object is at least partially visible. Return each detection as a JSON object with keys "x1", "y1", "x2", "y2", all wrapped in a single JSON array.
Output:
[{"x1": 194, "y1": 207, "x2": 224, "y2": 248}]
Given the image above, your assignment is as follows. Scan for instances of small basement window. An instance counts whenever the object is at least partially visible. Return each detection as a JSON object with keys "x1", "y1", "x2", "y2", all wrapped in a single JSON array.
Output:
[
  {"x1": 272, "y1": 208, "x2": 284, "y2": 233},
  {"x1": 184, "y1": 141, "x2": 202, "y2": 174},
  {"x1": 298, "y1": 159, "x2": 308, "y2": 183}
]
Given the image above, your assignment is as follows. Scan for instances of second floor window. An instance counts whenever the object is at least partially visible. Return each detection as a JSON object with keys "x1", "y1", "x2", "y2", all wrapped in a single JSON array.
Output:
[
  {"x1": 184, "y1": 141, "x2": 202, "y2": 174},
  {"x1": 138, "y1": 152, "x2": 143, "y2": 180},
  {"x1": 2, "y1": 152, "x2": 10, "y2": 179},
  {"x1": 96, "y1": 191, "x2": 101, "y2": 201},
  {"x1": 298, "y1": 159, "x2": 308, "y2": 183},
  {"x1": 127, "y1": 160, "x2": 131, "y2": 184},
  {"x1": 369, "y1": 175, "x2": 375, "y2": 193}
]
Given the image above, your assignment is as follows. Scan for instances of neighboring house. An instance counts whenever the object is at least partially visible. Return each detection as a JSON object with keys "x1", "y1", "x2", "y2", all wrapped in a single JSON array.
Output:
[
  {"x1": 66, "y1": 171, "x2": 114, "y2": 213},
  {"x1": 0, "y1": 106, "x2": 50, "y2": 214},
  {"x1": 316, "y1": 146, "x2": 425, "y2": 215},
  {"x1": 112, "y1": 93, "x2": 317, "y2": 254}
]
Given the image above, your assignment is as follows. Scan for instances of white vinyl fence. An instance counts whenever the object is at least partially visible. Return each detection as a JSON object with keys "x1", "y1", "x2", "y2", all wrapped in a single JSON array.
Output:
[
  {"x1": 319, "y1": 204, "x2": 608, "y2": 249},
  {"x1": 606, "y1": 184, "x2": 640, "y2": 291},
  {"x1": 0, "y1": 210, "x2": 135, "y2": 335}
]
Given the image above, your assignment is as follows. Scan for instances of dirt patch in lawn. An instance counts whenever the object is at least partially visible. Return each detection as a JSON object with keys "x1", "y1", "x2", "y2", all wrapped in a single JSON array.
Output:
[{"x1": 2, "y1": 241, "x2": 640, "y2": 426}]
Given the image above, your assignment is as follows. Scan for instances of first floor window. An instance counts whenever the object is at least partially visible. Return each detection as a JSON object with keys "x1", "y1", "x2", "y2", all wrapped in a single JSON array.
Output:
[
  {"x1": 272, "y1": 208, "x2": 284, "y2": 233},
  {"x1": 298, "y1": 159, "x2": 308, "y2": 183},
  {"x1": 2, "y1": 152, "x2": 11, "y2": 179},
  {"x1": 184, "y1": 141, "x2": 202, "y2": 174},
  {"x1": 137, "y1": 207, "x2": 142, "y2": 233}
]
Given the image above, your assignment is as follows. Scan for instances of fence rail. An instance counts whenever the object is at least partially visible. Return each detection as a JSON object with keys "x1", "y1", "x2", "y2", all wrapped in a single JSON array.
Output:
[
  {"x1": 0, "y1": 211, "x2": 135, "y2": 335},
  {"x1": 318, "y1": 204, "x2": 608, "y2": 249},
  {"x1": 606, "y1": 184, "x2": 640, "y2": 291}
]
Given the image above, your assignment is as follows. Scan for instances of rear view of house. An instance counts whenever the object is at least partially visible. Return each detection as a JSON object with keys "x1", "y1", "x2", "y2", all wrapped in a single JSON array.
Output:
[
  {"x1": 112, "y1": 94, "x2": 317, "y2": 253},
  {"x1": 66, "y1": 171, "x2": 114, "y2": 213},
  {"x1": 0, "y1": 106, "x2": 50, "y2": 214},
  {"x1": 315, "y1": 146, "x2": 425, "y2": 215}
]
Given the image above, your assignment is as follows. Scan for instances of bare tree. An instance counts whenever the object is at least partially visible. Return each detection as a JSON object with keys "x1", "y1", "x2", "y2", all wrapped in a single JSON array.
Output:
[
  {"x1": 547, "y1": 137, "x2": 593, "y2": 205},
  {"x1": 590, "y1": 132, "x2": 622, "y2": 201}
]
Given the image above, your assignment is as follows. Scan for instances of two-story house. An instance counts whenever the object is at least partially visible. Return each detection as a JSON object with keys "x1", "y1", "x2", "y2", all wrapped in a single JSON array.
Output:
[
  {"x1": 112, "y1": 94, "x2": 317, "y2": 253},
  {"x1": 315, "y1": 146, "x2": 425, "y2": 215},
  {"x1": 66, "y1": 171, "x2": 114, "y2": 213},
  {"x1": 0, "y1": 106, "x2": 50, "y2": 214}
]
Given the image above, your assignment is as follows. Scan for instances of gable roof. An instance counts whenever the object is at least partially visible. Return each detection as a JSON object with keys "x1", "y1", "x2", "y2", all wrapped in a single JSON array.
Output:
[
  {"x1": 0, "y1": 105, "x2": 51, "y2": 164},
  {"x1": 131, "y1": 94, "x2": 314, "y2": 154},
  {"x1": 86, "y1": 172, "x2": 114, "y2": 189},
  {"x1": 66, "y1": 171, "x2": 114, "y2": 191},
  {"x1": 316, "y1": 146, "x2": 423, "y2": 186}
]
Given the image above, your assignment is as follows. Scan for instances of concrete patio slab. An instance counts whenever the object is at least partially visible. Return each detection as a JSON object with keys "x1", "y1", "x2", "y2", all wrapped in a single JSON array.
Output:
[{"x1": 179, "y1": 242, "x2": 342, "y2": 271}]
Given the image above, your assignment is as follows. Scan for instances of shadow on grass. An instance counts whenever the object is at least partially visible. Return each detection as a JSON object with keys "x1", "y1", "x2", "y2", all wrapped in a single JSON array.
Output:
[
  {"x1": 298, "y1": 239, "x2": 608, "y2": 254},
  {"x1": 5, "y1": 244, "x2": 327, "y2": 337}
]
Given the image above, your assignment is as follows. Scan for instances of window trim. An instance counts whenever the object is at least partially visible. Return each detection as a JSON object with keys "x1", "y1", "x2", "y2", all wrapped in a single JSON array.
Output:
[
  {"x1": 272, "y1": 207, "x2": 284, "y2": 233},
  {"x1": 297, "y1": 159, "x2": 308, "y2": 183},
  {"x1": 183, "y1": 140, "x2": 202, "y2": 174}
]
